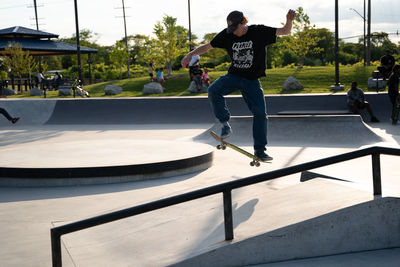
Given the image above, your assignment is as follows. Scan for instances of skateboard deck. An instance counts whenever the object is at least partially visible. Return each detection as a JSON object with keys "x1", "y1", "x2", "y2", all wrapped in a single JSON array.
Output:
[
  {"x1": 210, "y1": 130, "x2": 270, "y2": 167},
  {"x1": 393, "y1": 98, "x2": 400, "y2": 124}
]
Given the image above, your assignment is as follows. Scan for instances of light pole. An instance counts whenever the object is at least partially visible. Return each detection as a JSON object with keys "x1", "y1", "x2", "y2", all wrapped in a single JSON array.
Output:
[
  {"x1": 32, "y1": 0, "x2": 42, "y2": 72},
  {"x1": 330, "y1": 0, "x2": 344, "y2": 90},
  {"x1": 121, "y1": 0, "x2": 130, "y2": 78},
  {"x1": 74, "y1": 0, "x2": 83, "y2": 85},
  {"x1": 367, "y1": 0, "x2": 371, "y2": 66},
  {"x1": 188, "y1": 0, "x2": 192, "y2": 51},
  {"x1": 350, "y1": 5, "x2": 366, "y2": 65}
]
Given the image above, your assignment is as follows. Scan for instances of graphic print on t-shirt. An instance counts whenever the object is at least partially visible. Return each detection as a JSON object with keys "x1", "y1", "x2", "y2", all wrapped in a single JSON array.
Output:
[{"x1": 232, "y1": 40, "x2": 254, "y2": 69}]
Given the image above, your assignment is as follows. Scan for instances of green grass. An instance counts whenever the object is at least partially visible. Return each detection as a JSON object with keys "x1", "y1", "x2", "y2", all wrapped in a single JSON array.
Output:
[{"x1": 8, "y1": 65, "x2": 379, "y2": 98}]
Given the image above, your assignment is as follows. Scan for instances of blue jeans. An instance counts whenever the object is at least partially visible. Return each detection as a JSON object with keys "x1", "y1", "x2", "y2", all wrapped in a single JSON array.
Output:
[{"x1": 208, "y1": 73, "x2": 268, "y2": 151}]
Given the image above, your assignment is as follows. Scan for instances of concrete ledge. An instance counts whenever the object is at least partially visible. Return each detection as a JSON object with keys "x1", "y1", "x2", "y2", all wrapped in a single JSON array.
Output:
[{"x1": 277, "y1": 110, "x2": 352, "y2": 115}]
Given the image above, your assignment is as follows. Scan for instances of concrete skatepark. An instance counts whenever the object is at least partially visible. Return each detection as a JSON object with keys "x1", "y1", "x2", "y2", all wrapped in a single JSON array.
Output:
[{"x1": 0, "y1": 93, "x2": 399, "y2": 266}]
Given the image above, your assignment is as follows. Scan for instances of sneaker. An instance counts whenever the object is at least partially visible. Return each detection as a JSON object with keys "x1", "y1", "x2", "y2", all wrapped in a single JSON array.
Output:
[
  {"x1": 11, "y1": 117, "x2": 20, "y2": 124},
  {"x1": 220, "y1": 123, "x2": 232, "y2": 139},
  {"x1": 370, "y1": 116, "x2": 379, "y2": 123},
  {"x1": 255, "y1": 150, "x2": 273, "y2": 162}
]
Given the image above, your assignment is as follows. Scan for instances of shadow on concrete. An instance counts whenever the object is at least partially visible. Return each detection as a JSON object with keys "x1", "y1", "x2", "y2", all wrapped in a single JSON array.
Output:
[
  {"x1": 0, "y1": 128, "x2": 62, "y2": 147},
  {"x1": 300, "y1": 171, "x2": 351, "y2": 183},
  {"x1": 181, "y1": 198, "x2": 259, "y2": 259}
]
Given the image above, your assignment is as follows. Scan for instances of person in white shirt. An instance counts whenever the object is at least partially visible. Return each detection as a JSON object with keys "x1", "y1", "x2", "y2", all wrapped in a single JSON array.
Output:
[{"x1": 188, "y1": 54, "x2": 200, "y2": 81}]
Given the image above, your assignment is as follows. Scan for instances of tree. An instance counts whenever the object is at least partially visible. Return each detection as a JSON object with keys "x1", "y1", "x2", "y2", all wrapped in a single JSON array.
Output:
[
  {"x1": 284, "y1": 7, "x2": 323, "y2": 67},
  {"x1": 153, "y1": 15, "x2": 187, "y2": 76},
  {"x1": 2, "y1": 42, "x2": 37, "y2": 83},
  {"x1": 110, "y1": 40, "x2": 128, "y2": 79}
]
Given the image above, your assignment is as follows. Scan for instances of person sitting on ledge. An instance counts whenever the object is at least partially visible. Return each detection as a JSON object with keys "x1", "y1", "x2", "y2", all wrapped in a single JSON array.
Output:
[{"x1": 347, "y1": 81, "x2": 379, "y2": 122}]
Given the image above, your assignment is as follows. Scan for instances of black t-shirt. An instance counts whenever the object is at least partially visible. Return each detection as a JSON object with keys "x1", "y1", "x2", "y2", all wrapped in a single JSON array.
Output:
[
  {"x1": 192, "y1": 69, "x2": 203, "y2": 76},
  {"x1": 381, "y1": 55, "x2": 395, "y2": 67},
  {"x1": 210, "y1": 25, "x2": 277, "y2": 80}
]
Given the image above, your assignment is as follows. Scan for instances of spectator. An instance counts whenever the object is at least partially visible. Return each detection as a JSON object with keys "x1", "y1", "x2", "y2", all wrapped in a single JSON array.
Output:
[
  {"x1": 378, "y1": 49, "x2": 395, "y2": 79},
  {"x1": 156, "y1": 68, "x2": 165, "y2": 89},
  {"x1": 188, "y1": 54, "x2": 200, "y2": 81},
  {"x1": 148, "y1": 62, "x2": 155, "y2": 81},
  {"x1": 53, "y1": 72, "x2": 63, "y2": 90},
  {"x1": 387, "y1": 64, "x2": 400, "y2": 124},
  {"x1": 347, "y1": 81, "x2": 379, "y2": 122},
  {"x1": 0, "y1": 107, "x2": 19, "y2": 124},
  {"x1": 37, "y1": 72, "x2": 45, "y2": 89},
  {"x1": 192, "y1": 65, "x2": 203, "y2": 91},
  {"x1": 202, "y1": 68, "x2": 210, "y2": 87}
]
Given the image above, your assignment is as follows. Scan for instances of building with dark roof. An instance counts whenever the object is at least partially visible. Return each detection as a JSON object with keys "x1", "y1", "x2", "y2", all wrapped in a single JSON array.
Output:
[{"x1": 0, "y1": 26, "x2": 97, "y2": 55}]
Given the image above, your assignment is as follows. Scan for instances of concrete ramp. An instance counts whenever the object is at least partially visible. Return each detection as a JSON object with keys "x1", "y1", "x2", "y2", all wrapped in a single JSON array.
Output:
[
  {"x1": 172, "y1": 195, "x2": 400, "y2": 267},
  {"x1": 0, "y1": 99, "x2": 56, "y2": 126},
  {"x1": 195, "y1": 115, "x2": 384, "y2": 148},
  {"x1": 56, "y1": 179, "x2": 390, "y2": 266}
]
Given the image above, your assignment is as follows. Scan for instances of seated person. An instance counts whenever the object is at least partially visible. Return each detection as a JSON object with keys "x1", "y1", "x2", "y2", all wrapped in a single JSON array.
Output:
[
  {"x1": 347, "y1": 81, "x2": 379, "y2": 122},
  {"x1": 53, "y1": 72, "x2": 63, "y2": 90},
  {"x1": 202, "y1": 68, "x2": 210, "y2": 87},
  {"x1": 378, "y1": 50, "x2": 395, "y2": 79},
  {"x1": 192, "y1": 65, "x2": 203, "y2": 91}
]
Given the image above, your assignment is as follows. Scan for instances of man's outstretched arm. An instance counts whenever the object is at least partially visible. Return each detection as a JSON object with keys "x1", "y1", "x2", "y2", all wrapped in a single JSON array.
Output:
[
  {"x1": 276, "y1": 9, "x2": 296, "y2": 36},
  {"x1": 181, "y1": 43, "x2": 213, "y2": 68}
]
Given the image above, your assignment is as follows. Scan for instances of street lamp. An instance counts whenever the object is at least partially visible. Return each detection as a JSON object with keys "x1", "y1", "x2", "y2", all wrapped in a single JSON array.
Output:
[
  {"x1": 188, "y1": 0, "x2": 192, "y2": 51},
  {"x1": 350, "y1": 5, "x2": 366, "y2": 65},
  {"x1": 74, "y1": 0, "x2": 83, "y2": 85}
]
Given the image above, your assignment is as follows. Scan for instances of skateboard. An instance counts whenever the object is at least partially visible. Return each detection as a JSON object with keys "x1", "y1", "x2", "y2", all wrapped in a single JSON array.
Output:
[
  {"x1": 210, "y1": 130, "x2": 269, "y2": 167},
  {"x1": 393, "y1": 98, "x2": 400, "y2": 124}
]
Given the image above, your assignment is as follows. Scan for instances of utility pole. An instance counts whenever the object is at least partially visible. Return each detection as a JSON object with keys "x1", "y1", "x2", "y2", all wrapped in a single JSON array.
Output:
[
  {"x1": 121, "y1": 0, "x2": 130, "y2": 78},
  {"x1": 330, "y1": 0, "x2": 344, "y2": 90},
  {"x1": 188, "y1": 0, "x2": 192, "y2": 51},
  {"x1": 364, "y1": 0, "x2": 366, "y2": 66},
  {"x1": 367, "y1": 0, "x2": 371, "y2": 66},
  {"x1": 32, "y1": 0, "x2": 42, "y2": 72},
  {"x1": 74, "y1": 0, "x2": 83, "y2": 85}
]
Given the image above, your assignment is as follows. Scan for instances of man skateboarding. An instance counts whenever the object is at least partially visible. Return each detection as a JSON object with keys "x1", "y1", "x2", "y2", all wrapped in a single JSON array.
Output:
[{"x1": 181, "y1": 9, "x2": 296, "y2": 161}]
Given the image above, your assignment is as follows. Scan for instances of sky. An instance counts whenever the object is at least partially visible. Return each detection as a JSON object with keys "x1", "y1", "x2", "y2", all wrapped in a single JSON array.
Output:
[{"x1": 1, "y1": 0, "x2": 400, "y2": 46}]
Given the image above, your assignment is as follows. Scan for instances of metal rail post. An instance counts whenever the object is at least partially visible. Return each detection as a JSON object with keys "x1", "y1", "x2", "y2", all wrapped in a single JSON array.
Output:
[
  {"x1": 371, "y1": 152, "x2": 382, "y2": 196},
  {"x1": 223, "y1": 190, "x2": 234, "y2": 240},
  {"x1": 51, "y1": 229, "x2": 62, "y2": 267}
]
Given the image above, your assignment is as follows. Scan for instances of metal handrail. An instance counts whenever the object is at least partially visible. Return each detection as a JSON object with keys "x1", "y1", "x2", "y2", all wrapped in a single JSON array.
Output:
[{"x1": 50, "y1": 146, "x2": 400, "y2": 266}]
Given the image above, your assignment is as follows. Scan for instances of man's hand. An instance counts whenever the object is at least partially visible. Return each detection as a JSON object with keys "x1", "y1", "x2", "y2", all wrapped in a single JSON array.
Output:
[
  {"x1": 180, "y1": 43, "x2": 212, "y2": 68},
  {"x1": 286, "y1": 9, "x2": 296, "y2": 22},
  {"x1": 276, "y1": 9, "x2": 296, "y2": 36}
]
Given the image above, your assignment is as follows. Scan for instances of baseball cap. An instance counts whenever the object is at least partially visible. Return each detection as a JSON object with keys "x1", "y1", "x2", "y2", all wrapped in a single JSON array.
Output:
[{"x1": 226, "y1": 11, "x2": 244, "y2": 33}]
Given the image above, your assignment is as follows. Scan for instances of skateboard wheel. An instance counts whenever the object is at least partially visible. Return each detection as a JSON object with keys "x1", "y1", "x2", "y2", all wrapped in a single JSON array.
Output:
[
  {"x1": 250, "y1": 161, "x2": 255, "y2": 166},
  {"x1": 222, "y1": 145, "x2": 226, "y2": 150},
  {"x1": 255, "y1": 162, "x2": 260, "y2": 167},
  {"x1": 216, "y1": 145, "x2": 222, "y2": 150}
]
